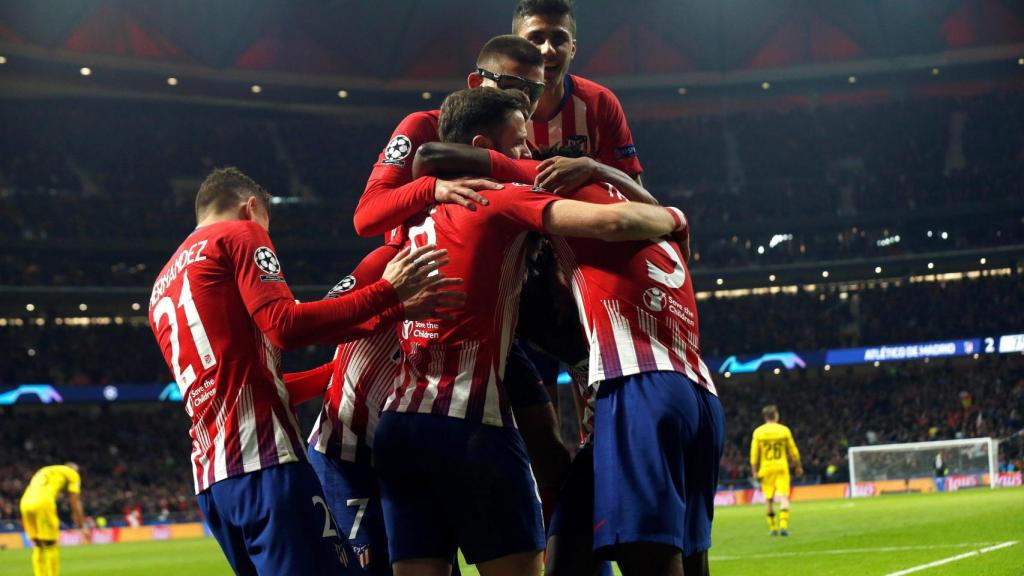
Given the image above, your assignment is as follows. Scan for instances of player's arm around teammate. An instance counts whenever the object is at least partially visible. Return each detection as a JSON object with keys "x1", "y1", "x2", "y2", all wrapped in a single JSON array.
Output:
[
  {"x1": 413, "y1": 142, "x2": 658, "y2": 205},
  {"x1": 353, "y1": 35, "x2": 549, "y2": 237}
]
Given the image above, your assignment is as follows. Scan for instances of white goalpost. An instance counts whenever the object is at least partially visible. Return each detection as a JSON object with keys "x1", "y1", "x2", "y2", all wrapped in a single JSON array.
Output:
[{"x1": 847, "y1": 437, "x2": 1000, "y2": 496}]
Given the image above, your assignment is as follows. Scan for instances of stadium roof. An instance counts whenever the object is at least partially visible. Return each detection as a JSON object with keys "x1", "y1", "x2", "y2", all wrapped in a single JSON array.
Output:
[{"x1": 0, "y1": 0, "x2": 1022, "y2": 88}]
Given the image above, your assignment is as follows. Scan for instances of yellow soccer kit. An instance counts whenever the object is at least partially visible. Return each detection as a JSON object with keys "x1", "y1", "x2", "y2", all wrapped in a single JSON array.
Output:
[
  {"x1": 750, "y1": 422, "x2": 800, "y2": 500},
  {"x1": 20, "y1": 465, "x2": 81, "y2": 542}
]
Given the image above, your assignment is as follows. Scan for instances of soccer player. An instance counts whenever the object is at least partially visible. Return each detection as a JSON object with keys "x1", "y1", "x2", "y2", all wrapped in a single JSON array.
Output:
[
  {"x1": 513, "y1": 0, "x2": 644, "y2": 191},
  {"x1": 751, "y1": 405, "x2": 803, "y2": 536},
  {"x1": 296, "y1": 240, "x2": 459, "y2": 576},
  {"x1": 355, "y1": 33, "x2": 579, "y2": 527},
  {"x1": 413, "y1": 102, "x2": 720, "y2": 576},
  {"x1": 374, "y1": 87, "x2": 688, "y2": 576},
  {"x1": 149, "y1": 167, "x2": 460, "y2": 576},
  {"x1": 19, "y1": 463, "x2": 87, "y2": 576}
]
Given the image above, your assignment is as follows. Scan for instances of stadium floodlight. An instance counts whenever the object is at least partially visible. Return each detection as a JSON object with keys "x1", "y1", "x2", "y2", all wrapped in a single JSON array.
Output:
[{"x1": 848, "y1": 437, "x2": 1000, "y2": 496}]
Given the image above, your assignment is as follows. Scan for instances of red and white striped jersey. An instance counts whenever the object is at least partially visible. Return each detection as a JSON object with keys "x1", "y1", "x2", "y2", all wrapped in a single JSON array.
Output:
[
  {"x1": 528, "y1": 74, "x2": 643, "y2": 176},
  {"x1": 309, "y1": 245, "x2": 402, "y2": 465},
  {"x1": 149, "y1": 221, "x2": 306, "y2": 494},
  {"x1": 384, "y1": 185, "x2": 560, "y2": 427},
  {"x1": 309, "y1": 330, "x2": 401, "y2": 465},
  {"x1": 547, "y1": 187, "x2": 717, "y2": 396}
]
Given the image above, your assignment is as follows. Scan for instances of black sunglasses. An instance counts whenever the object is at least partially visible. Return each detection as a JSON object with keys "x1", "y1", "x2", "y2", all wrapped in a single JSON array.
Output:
[{"x1": 476, "y1": 68, "x2": 545, "y2": 104}]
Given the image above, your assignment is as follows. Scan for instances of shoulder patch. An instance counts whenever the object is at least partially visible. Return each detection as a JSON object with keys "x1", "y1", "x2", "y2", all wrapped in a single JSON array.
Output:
[
  {"x1": 382, "y1": 135, "x2": 413, "y2": 166},
  {"x1": 254, "y1": 246, "x2": 283, "y2": 280},
  {"x1": 614, "y1": 144, "x2": 637, "y2": 159},
  {"x1": 326, "y1": 275, "x2": 357, "y2": 298}
]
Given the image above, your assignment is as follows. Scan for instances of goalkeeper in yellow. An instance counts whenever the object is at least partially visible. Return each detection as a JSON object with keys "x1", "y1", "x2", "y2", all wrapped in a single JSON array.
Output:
[
  {"x1": 19, "y1": 463, "x2": 88, "y2": 576},
  {"x1": 750, "y1": 405, "x2": 802, "y2": 536}
]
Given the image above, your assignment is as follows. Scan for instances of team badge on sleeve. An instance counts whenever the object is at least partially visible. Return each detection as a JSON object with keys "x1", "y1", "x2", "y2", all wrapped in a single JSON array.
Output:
[
  {"x1": 615, "y1": 143, "x2": 638, "y2": 159},
  {"x1": 254, "y1": 246, "x2": 284, "y2": 281},
  {"x1": 326, "y1": 275, "x2": 357, "y2": 298},
  {"x1": 382, "y1": 135, "x2": 412, "y2": 166}
]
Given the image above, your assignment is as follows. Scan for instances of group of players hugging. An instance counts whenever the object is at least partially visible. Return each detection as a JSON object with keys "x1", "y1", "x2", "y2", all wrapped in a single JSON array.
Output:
[{"x1": 149, "y1": 1, "x2": 725, "y2": 575}]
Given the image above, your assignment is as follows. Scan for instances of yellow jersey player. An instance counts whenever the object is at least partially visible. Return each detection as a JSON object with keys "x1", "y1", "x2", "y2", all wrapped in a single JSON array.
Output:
[
  {"x1": 19, "y1": 463, "x2": 88, "y2": 576},
  {"x1": 750, "y1": 406, "x2": 802, "y2": 536}
]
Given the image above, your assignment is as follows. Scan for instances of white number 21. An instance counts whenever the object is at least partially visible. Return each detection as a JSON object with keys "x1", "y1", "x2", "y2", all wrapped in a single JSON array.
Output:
[{"x1": 154, "y1": 271, "x2": 217, "y2": 398}]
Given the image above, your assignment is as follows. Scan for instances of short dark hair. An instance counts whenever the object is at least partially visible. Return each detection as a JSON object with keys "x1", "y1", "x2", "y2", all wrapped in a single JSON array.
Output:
[
  {"x1": 476, "y1": 34, "x2": 543, "y2": 70},
  {"x1": 512, "y1": 0, "x2": 576, "y2": 35},
  {"x1": 439, "y1": 88, "x2": 530, "y2": 145},
  {"x1": 195, "y1": 167, "x2": 271, "y2": 221},
  {"x1": 762, "y1": 405, "x2": 780, "y2": 421}
]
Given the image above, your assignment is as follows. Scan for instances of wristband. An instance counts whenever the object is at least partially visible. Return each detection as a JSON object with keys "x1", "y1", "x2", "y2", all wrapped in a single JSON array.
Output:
[{"x1": 665, "y1": 207, "x2": 687, "y2": 231}]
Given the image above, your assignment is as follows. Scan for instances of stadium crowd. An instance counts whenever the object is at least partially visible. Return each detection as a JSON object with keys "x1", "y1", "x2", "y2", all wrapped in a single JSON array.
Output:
[
  {"x1": 2, "y1": 273, "x2": 1020, "y2": 386},
  {"x1": 0, "y1": 91, "x2": 1020, "y2": 281},
  {"x1": 0, "y1": 407, "x2": 200, "y2": 529},
  {"x1": 711, "y1": 356, "x2": 1024, "y2": 486}
]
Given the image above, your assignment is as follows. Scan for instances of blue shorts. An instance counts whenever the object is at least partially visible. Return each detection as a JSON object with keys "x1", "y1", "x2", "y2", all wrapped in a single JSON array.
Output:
[
  {"x1": 505, "y1": 339, "x2": 551, "y2": 407},
  {"x1": 373, "y1": 412, "x2": 545, "y2": 565},
  {"x1": 196, "y1": 462, "x2": 358, "y2": 576},
  {"x1": 547, "y1": 442, "x2": 614, "y2": 576},
  {"x1": 593, "y1": 371, "x2": 725, "y2": 556},
  {"x1": 308, "y1": 448, "x2": 390, "y2": 576}
]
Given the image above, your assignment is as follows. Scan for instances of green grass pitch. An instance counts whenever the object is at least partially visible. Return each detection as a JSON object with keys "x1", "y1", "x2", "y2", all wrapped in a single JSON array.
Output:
[{"x1": 1, "y1": 487, "x2": 1021, "y2": 575}]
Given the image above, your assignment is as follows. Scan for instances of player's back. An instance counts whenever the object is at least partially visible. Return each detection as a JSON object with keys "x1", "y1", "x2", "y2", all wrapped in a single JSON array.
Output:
[
  {"x1": 545, "y1": 184, "x2": 713, "y2": 393},
  {"x1": 149, "y1": 220, "x2": 305, "y2": 493},
  {"x1": 310, "y1": 331, "x2": 401, "y2": 464},
  {"x1": 22, "y1": 465, "x2": 80, "y2": 503},
  {"x1": 387, "y1": 185, "x2": 557, "y2": 427},
  {"x1": 752, "y1": 422, "x2": 794, "y2": 473}
]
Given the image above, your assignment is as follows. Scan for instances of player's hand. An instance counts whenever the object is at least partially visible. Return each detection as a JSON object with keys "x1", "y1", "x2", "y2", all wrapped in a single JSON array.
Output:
[
  {"x1": 671, "y1": 226, "x2": 691, "y2": 263},
  {"x1": 535, "y1": 156, "x2": 598, "y2": 195},
  {"x1": 434, "y1": 178, "x2": 501, "y2": 211},
  {"x1": 383, "y1": 244, "x2": 451, "y2": 301},
  {"x1": 402, "y1": 286, "x2": 467, "y2": 320},
  {"x1": 80, "y1": 527, "x2": 92, "y2": 542},
  {"x1": 795, "y1": 465, "x2": 804, "y2": 478}
]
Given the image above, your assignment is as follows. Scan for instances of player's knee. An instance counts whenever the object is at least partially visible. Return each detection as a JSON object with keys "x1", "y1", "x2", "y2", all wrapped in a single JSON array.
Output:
[
  {"x1": 515, "y1": 403, "x2": 570, "y2": 486},
  {"x1": 682, "y1": 551, "x2": 710, "y2": 576},
  {"x1": 392, "y1": 558, "x2": 452, "y2": 576},
  {"x1": 545, "y1": 534, "x2": 599, "y2": 576},
  {"x1": 614, "y1": 543, "x2": 684, "y2": 576},
  {"x1": 476, "y1": 549, "x2": 543, "y2": 576}
]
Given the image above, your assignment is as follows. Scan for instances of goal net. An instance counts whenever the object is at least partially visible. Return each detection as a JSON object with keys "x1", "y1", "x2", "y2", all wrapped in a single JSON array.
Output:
[{"x1": 848, "y1": 437, "x2": 999, "y2": 495}]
